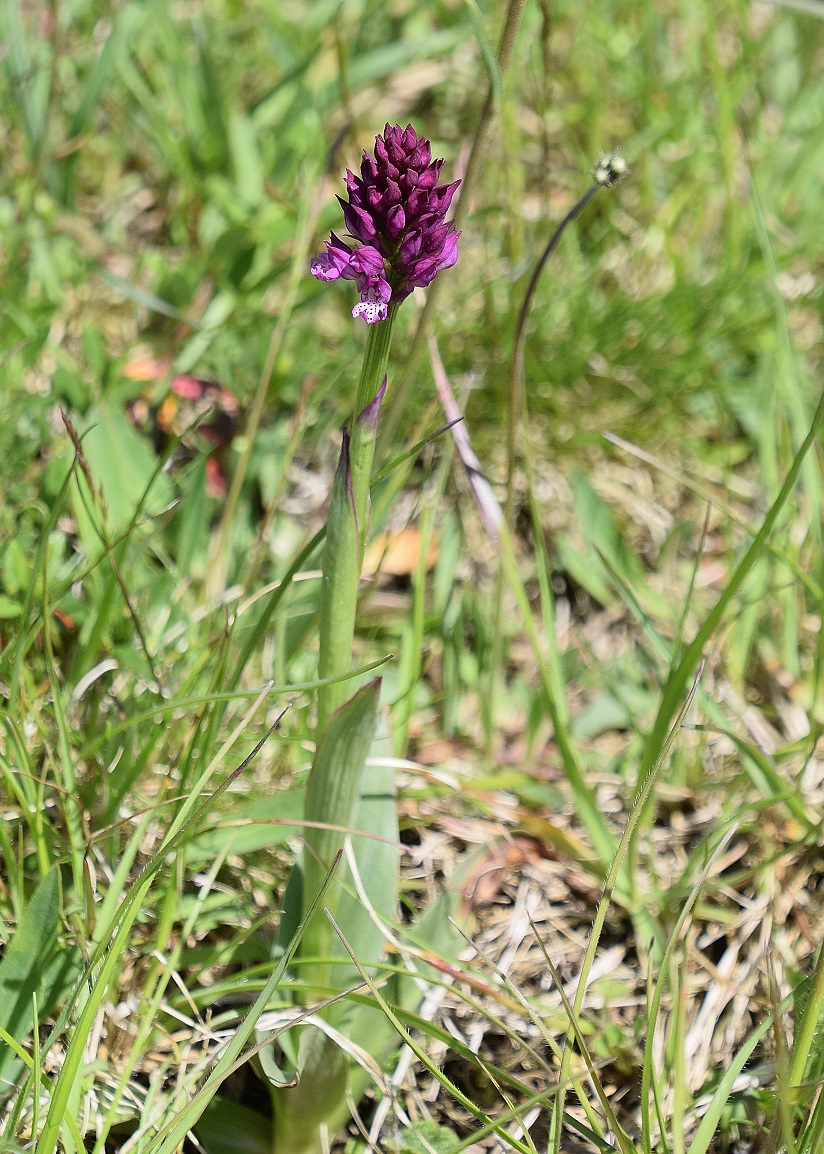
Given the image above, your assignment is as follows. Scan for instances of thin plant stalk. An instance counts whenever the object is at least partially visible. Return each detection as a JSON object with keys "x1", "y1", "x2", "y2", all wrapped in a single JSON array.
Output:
[
  {"x1": 315, "y1": 317, "x2": 395, "y2": 736},
  {"x1": 486, "y1": 158, "x2": 622, "y2": 758},
  {"x1": 505, "y1": 181, "x2": 601, "y2": 527},
  {"x1": 316, "y1": 427, "x2": 362, "y2": 736},
  {"x1": 349, "y1": 305, "x2": 398, "y2": 538}
]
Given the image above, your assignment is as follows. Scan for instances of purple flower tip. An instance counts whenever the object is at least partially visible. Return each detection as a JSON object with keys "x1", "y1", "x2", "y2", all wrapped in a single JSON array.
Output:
[
  {"x1": 311, "y1": 125, "x2": 461, "y2": 323},
  {"x1": 337, "y1": 424, "x2": 351, "y2": 474}
]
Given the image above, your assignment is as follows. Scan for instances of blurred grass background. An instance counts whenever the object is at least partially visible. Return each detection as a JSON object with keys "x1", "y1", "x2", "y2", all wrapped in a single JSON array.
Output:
[{"x1": 2, "y1": 0, "x2": 824, "y2": 1151}]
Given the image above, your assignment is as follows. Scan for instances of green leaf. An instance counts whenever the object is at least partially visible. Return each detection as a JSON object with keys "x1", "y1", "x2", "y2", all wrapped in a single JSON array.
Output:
[
  {"x1": 75, "y1": 404, "x2": 174, "y2": 534},
  {"x1": 316, "y1": 429, "x2": 361, "y2": 734},
  {"x1": 186, "y1": 789, "x2": 305, "y2": 861},
  {"x1": 399, "y1": 1119, "x2": 460, "y2": 1154},
  {"x1": 571, "y1": 692, "x2": 628, "y2": 741},
  {"x1": 399, "y1": 847, "x2": 481, "y2": 1000},
  {"x1": 229, "y1": 111, "x2": 264, "y2": 209},
  {"x1": 0, "y1": 869, "x2": 77, "y2": 1084},
  {"x1": 328, "y1": 721, "x2": 400, "y2": 1058},
  {"x1": 570, "y1": 470, "x2": 643, "y2": 588},
  {"x1": 269, "y1": 1026, "x2": 348, "y2": 1154},
  {"x1": 300, "y1": 679, "x2": 381, "y2": 988},
  {"x1": 174, "y1": 291, "x2": 237, "y2": 375},
  {"x1": 68, "y1": 6, "x2": 142, "y2": 138},
  {"x1": 555, "y1": 534, "x2": 614, "y2": 606},
  {"x1": 97, "y1": 272, "x2": 192, "y2": 323},
  {"x1": 174, "y1": 457, "x2": 210, "y2": 579},
  {"x1": 329, "y1": 724, "x2": 398, "y2": 995},
  {"x1": 0, "y1": 596, "x2": 22, "y2": 619},
  {"x1": 194, "y1": 1098, "x2": 271, "y2": 1154}
]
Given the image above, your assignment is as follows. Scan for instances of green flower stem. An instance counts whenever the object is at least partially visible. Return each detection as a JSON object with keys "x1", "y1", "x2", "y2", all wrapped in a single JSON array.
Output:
[
  {"x1": 316, "y1": 431, "x2": 360, "y2": 736},
  {"x1": 349, "y1": 304, "x2": 398, "y2": 546},
  {"x1": 282, "y1": 308, "x2": 399, "y2": 1154},
  {"x1": 315, "y1": 308, "x2": 397, "y2": 738}
]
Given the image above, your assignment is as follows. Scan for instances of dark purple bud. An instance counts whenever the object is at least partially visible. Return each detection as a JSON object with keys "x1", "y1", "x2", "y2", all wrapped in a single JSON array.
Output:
[
  {"x1": 386, "y1": 205, "x2": 406, "y2": 240},
  {"x1": 401, "y1": 124, "x2": 418, "y2": 151},
  {"x1": 407, "y1": 256, "x2": 440, "y2": 288},
  {"x1": 407, "y1": 145, "x2": 427, "y2": 172},
  {"x1": 387, "y1": 140, "x2": 406, "y2": 167},
  {"x1": 439, "y1": 233, "x2": 459, "y2": 271},
  {"x1": 339, "y1": 198, "x2": 377, "y2": 242},
  {"x1": 422, "y1": 221, "x2": 450, "y2": 253},
  {"x1": 361, "y1": 153, "x2": 378, "y2": 182},
  {"x1": 415, "y1": 171, "x2": 437, "y2": 195},
  {"x1": 348, "y1": 245, "x2": 385, "y2": 276},
  {"x1": 400, "y1": 231, "x2": 423, "y2": 264},
  {"x1": 405, "y1": 188, "x2": 427, "y2": 219},
  {"x1": 384, "y1": 178, "x2": 402, "y2": 206},
  {"x1": 430, "y1": 180, "x2": 460, "y2": 215}
]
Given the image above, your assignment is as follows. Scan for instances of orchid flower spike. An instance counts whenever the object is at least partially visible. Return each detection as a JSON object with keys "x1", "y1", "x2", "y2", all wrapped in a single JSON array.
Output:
[{"x1": 311, "y1": 124, "x2": 461, "y2": 324}]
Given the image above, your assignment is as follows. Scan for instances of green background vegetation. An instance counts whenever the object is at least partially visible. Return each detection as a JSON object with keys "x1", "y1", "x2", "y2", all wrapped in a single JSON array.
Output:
[{"x1": 1, "y1": 0, "x2": 824, "y2": 1151}]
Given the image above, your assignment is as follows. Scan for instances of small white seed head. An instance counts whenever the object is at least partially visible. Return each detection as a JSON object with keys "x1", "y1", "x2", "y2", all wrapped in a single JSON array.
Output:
[{"x1": 593, "y1": 151, "x2": 628, "y2": 188}]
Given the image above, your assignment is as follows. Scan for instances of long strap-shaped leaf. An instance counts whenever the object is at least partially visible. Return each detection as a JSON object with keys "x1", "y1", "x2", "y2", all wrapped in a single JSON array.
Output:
[{"x1": 301, "y1": 678, "x2": 381, "y2": 991}]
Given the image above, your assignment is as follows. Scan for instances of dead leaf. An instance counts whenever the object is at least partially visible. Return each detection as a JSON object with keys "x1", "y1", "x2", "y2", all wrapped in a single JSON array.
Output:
[
  {"x1": 362, "y1": 528, "x2": 437, "y2": 578},
  {"x1": 463, "y1": 836, "x2": 552, "y2": 909}
]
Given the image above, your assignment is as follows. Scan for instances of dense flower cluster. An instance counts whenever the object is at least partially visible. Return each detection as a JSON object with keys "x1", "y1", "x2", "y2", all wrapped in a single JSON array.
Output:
[{"x1": 311, "y1": 124, "x2": 460, "y2": 323}]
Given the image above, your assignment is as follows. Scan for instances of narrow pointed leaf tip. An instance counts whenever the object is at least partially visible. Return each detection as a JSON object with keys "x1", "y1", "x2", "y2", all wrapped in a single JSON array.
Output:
[
  {"x1": 311, "y1": 125, "x2": 461, "y2": 323},
  {"x1": 356, "y1": 376, "x2": 387, "y2": 435},
  {"x1": 335, "y1": 424, "x2": 356, "y2": 518}
]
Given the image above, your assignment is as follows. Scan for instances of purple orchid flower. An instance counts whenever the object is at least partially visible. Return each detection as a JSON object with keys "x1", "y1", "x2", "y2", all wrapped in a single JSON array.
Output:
[
  {"x1": 310, "y1": 124, "x2": 461, "y2": 324},
  {"x1": 311, "y1": 233, "x2": 393, "y2": 324}
]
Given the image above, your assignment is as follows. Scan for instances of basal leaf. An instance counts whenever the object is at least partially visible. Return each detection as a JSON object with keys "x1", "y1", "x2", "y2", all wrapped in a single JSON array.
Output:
[{"x1": 0, "y1": 869, "x2": 78, "y2": 1085}]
